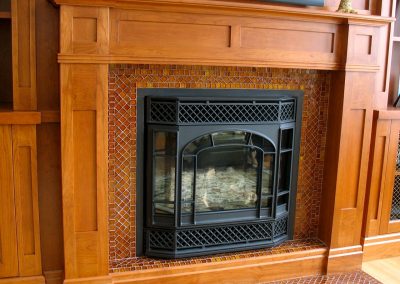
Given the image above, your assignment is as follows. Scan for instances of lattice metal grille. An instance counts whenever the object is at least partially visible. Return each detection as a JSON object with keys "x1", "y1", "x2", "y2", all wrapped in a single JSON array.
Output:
[
  {"x1": 274, "y1": 217, "x2": 288, "y2": 237},
  {"x1": 280, "y1": 102, "x2": 296, "y2": 121},
  {"x1": 147, "y1": 217, "x2": 288, "y2": 252},
  {"x1": 149, "y1": 230, "x2": 175, "y2": 249},
  {"x1": 148, "y1": 99, "x2": 296, "y2": 125},
  {"x1": 176, "y1": 222, "x2": 273, "y2": 249},
  {"x1": 397, "y1": 135, "x2": 400, "y2": 171},
  {"x1": 391, "y1": 175, "x2": 400, "y2": 220},
  {"x1": 178, "y1": 103, "x2": 281, "y2": 124},
  {"x1": 150, "y1": 102, "x2": 177, "y2": 123}
]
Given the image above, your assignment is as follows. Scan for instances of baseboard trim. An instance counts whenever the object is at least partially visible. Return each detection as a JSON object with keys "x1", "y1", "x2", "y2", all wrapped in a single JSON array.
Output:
[
  {"x1": 112, "y1": 248, "x2": 327, "y2": 284},
  {"x1": 363, "y1": 233, "x2": 400, "y2": 261},
  {"x1": 326, "y1": 245, "x2": 363, "y2": 274},
  {"x1": 0, "y1": 276, "x2": 45, "y2": 284},
  {"x1": 62, "y1": 247, "x2": 327, "y2": 284},
  {"x1": 44, "y1": 270, "x2": 64, "y2": 284}
]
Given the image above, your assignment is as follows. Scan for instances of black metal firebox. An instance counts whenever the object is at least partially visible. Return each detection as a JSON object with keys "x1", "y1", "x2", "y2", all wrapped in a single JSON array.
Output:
[{"x1": 140, "y1": 89, "x2": 303, "y2": 258}]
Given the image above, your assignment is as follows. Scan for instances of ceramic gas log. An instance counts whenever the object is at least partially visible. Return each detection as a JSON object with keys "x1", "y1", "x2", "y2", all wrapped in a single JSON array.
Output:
[{"x1": 143, "y1": 89, "x2": 303, "y2": 258}]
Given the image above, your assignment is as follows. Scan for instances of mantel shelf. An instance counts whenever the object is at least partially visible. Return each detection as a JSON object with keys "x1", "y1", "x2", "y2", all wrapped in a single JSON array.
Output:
[{"x1": 52, "y1": 0, "x2": 394, "y2": 23}]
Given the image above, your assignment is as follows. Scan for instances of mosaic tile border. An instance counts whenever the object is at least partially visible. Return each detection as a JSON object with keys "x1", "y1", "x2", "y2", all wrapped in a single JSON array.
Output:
[
  {"x1": 108, "y1": 65, "x2": 331, "y2": 271},
  {"x1": 265, "y1": 270, "x2": 381, "y2": 284}
]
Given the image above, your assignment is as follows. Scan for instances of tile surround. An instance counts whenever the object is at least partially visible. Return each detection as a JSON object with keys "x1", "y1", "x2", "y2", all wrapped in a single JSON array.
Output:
[{"x1": 108, "y1": 64, "x2": 331, "y2": 272}]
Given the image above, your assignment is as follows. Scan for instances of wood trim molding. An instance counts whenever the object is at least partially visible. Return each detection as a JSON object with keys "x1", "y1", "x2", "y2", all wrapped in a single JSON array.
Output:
[
  {"x1": 326, "y1": 245, "x2": 363, "y2": 274},
  {"x1": 43, "y1": 270, "x2": 64, "y2": 284},
  {"x1": 363, "y1": 233, "x2": 400, "y2": 261},
  {"x1": 0, "y1": 112, "x2": 41, "y2": 125},
  {"x1": 41, "y1": 111, "x2": 61, "y2": 123},
  {"x1": 0, "y1": 276, "x2": 45, "y2": 284},
  {"x1": 63, "y1": 248, "x2": 327, "y2": 284},
  {"x1": 57, "y1": 54, "x2": 381, "y2": 72},
  {"x1": 52, "y1": 0, "x2": 394, "y2": 23}
]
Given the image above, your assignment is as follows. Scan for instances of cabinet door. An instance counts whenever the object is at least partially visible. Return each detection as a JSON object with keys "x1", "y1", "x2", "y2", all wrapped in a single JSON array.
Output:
[
  {"x1": 0, "y1": 126, "x2": 18, "y2": 277},
  {"x1": 380, "y1": 120, "x2": 400, "y2": 234}
]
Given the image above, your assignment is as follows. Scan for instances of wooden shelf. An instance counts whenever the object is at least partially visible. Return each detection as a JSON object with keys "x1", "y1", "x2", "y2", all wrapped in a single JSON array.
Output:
[
  {"x1": 0, "y1": 104, "x2": 41, "y2": 124},
  {"x1": 0, "y1": 11, "x2": 11, "y2": 19}
]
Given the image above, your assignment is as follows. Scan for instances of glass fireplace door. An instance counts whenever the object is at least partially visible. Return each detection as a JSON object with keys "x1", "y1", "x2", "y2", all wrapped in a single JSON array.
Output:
[{"x1": 181, "y1": 131, "x2": 276, "y2": 225}]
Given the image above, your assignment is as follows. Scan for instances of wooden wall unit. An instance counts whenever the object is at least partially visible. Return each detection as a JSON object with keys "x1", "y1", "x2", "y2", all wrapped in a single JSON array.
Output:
[
  {"x1": 52, "y1": 0, "x2": 394, "y2": 282},
  {"x1": 0, "y1": 118, "x2": 43, "y2": 282},
  {"x1": 363, "y1": 109, "x2": 400, "y2": 260},
  {"x1": 0, "y1": 0, "x2": 57, "y2": 283}
]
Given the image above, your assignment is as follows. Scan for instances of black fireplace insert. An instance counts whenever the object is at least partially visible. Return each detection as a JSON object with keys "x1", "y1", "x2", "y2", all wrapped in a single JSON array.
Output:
[{"x1": 138, "y1": 89, "x2": 303, "y2": 258}]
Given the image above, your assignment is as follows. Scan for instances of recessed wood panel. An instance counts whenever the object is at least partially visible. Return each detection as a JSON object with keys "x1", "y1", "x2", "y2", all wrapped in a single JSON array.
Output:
[
  {"x1": 73, "y1": 111, "x2": 98, "y2": 233},
  {"x1": 12, "y1": 125, "x2": 42, "y2": 276},
  {"x1": 341, "y1": 110, "x2": 366, "y2": 209},
  {"x1": 241, "y1": 27, "x2": 334, "y2": 53},
  {"x1": 76, "y1": 232, "x2": 99, "y2": 277},
  {"x1": 117, "y1": 20, "x2": 230, "y2": 49},
  {"x1": 337, "y1": 208, "x2": 357, "y2": 247},
  {"x1": 16, "y1": 0, "x2": 31, "y2": 88},
  {"x1": 73, "y1": 17, "x2": 97, "y2": 42},
  {"x1": 0, "y1": 126, "x2": 18, "y2": 278},
  {"x1": 71, "y1": 65, "x2": 97, "y2": 110},
  {"x1": 12, "y1": 0, "x2": 36, "y2": 110},
  {"x1": 355, "y1": 34, "x2": 372, "y2": 56},
  {"x1": 18, "y1": 146, "x2": 35, "y2": 255}
]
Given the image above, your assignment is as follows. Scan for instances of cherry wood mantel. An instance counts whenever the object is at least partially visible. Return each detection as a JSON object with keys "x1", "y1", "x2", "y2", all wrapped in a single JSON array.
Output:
[{"x1": 53, "y1": 0, "x2": 395, "y2": 283}]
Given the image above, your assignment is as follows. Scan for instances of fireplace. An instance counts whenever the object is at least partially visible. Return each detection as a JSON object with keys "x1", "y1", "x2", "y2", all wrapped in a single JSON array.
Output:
[{"x1": 141, "y1": 89, "x2": 303, "y2": 258}]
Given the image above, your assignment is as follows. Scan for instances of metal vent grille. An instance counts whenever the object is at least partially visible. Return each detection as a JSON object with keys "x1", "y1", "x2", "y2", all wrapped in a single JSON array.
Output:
[
  {"x1": 176, "y1": 222, "x2": 273, "y2": 249},
  {"x1": 280, "y1": 102, "x2": 296, "y2": 121},
  {"x1": 147, "y1": 217, "x2": 288, "y2": 251},
  {"x1": 391, "y1": 175, "x2": 400, "y2": 221},
  {"x1": 397, "y1": 136, "x2": 400, "y2": 171},
  {"x1": 150, "y1": 102, "x2": 177, "y2": 123},
  {"x1": 148, "y1": 99, "x2": 296, "y2": 125},
  {"x1": 274, "y1": 216, "x2": 288, "y2": 237},
  {"x1": 178, "y1": 103, "x2": 280, "y2": 124},
  {"x1": 149, "y1": 230, "x2": 174, "y2": 249}
]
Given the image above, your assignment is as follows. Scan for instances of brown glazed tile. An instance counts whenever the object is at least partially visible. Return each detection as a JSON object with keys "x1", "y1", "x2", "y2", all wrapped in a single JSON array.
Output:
[
  {"x1": 264, "y1": 271, "x2": 382, "y2": 284},
  {"x1": 108, "y1": 65, "x2": 331, "y2": 272}
]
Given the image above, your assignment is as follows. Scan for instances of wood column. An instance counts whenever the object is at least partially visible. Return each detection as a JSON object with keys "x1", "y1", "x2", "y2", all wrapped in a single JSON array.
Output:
[
  {"x1": 60, "y1": 6, "x2": 109, "y2": 280},
  {"x1": 320, "y1": 22, "x2": 381, "y2": 273}
]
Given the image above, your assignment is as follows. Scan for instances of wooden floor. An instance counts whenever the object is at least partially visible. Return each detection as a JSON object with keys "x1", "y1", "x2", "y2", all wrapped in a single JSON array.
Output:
[{"x1": 362, "y1": 256, "x2": 400, "y2": 284}]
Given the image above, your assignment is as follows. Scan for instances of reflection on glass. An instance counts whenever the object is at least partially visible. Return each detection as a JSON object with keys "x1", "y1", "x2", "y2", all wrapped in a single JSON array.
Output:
[
  {"x1": 154, "y1": 156, "x2": 176, "y2": 202},
  {"x1": 183, "y1": 135, "x2": 212, "y2": 155},
  {"x1": 278, "y1": 152, "x2": 292, "y2": 191},
  {"x1": 155, "y1": 203, "x2": 174, "y2": 215},
  {"x1": 262, "y1": 154, "x2": 274, "y2": 197},
  {"x1": 153, "y1": 131, "x2": 177, "y2": 215},
  {"x1": 184, "y1": 146, "x2": 260, "y2": 212},
  {"x1": 182, "y1": 202, "x2": 192, "y2": 214},
  {"x1": 212, "y1": 131, "x2": 249, "y2": 145},
  {"x1": 181, "y1": 157, "x2": 194, "y2": 202},
  {"x1": 251, "y1": 135, "x2": 275, "y2": 152},
  {"x1": 277, "y1": 194, "x2": 289, "y2": 215},
  {"x1": 261, "y1": 197, "x2": 272, "y2": 208},
  {"x1": 281, "y1": 129, "x2": 293, "y2": 150},
  {"x1": 154, "y1": 131, "x2": 177, "y2": 155}
]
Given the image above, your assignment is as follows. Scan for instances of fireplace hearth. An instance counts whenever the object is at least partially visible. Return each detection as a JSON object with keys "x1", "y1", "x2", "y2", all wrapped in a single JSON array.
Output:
[{"x1": 141, "y1": 89, "x2": 303, "y2": 258}]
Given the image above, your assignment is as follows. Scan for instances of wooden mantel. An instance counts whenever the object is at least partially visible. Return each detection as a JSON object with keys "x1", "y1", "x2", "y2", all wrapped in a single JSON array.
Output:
[{"x1": 55, "y1": 0, "x2": 395, "y2": 283}]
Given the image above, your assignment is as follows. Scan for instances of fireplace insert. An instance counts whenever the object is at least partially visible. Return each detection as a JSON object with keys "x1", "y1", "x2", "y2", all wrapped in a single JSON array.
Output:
[{"x1": 141, "y1": 89, "x2": 303, "y2": 258}]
